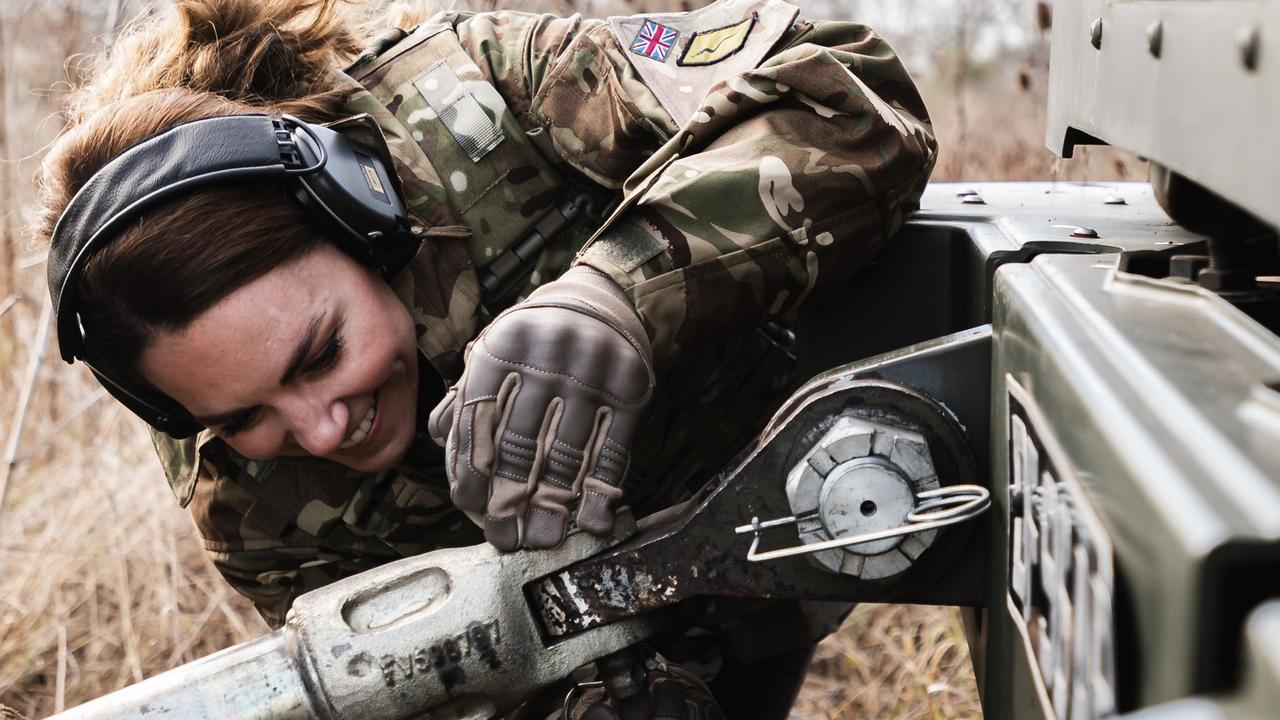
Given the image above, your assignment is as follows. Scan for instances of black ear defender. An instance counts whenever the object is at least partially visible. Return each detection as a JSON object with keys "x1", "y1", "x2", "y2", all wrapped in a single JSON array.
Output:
[{"x1": 46, "y1": 114, "x2": 421, "y2": 438}]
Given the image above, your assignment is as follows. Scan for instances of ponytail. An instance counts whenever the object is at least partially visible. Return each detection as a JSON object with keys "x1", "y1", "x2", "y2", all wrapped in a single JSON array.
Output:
[{"x1": 70, "y1": 0, "x2": 380, "y2": 124}]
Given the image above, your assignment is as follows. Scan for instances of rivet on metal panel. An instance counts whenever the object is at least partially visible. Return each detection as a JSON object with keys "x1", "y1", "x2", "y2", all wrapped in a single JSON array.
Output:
[
  {"x1": 961, "y1": 195, "x2": 987, "y2": 205},
  {"x1": 955, "y1": 189, "x2": 979, "y2": 198},
  {"x1": 1090, "y1": 18, "x2": 1103, "y2": 50},
  {"x1": 1103, "y1": 192, "x2": 1127, "y2": 205},
  {"x1": 1146, "y1": 21, "x2": 1162, "y2": 58},
  {"x1": 1070, "y1": 226, "x2": 1100, "y2": 239},
  {"x1": 1239, "y1": 25, "x2": 1261, "y2": 72}
]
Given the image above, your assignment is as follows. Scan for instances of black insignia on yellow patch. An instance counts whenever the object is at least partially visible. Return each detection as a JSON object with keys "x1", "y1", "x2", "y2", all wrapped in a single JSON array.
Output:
[{"x1": 678, "y1": 12, "x2": 758, "y2": 67}]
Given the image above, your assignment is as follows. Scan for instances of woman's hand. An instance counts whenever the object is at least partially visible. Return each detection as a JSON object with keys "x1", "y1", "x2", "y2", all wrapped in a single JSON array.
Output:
[
  {"x1": 428, "y1": 266, "x2": 654, "y2": 551},
  {"x1": 567, "y1": 659, "x2": 726, "y2": 720}
]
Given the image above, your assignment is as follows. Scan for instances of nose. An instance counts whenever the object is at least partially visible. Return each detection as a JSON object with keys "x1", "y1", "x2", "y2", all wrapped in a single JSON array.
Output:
[{"x1": 283, "y1": 394, "x2": 349, "y2": 457}]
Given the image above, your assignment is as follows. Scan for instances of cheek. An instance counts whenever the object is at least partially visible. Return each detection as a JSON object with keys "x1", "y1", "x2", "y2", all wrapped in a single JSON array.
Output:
[
  {"x1": 360, "y1": 321, "x2": 408, "y2": 383},
  {"x1": 348, "y1": 300, "x2": 415, "y2": 388},
  {"x1": 221, "y1": 425, "x2": 289, "y2": 461}
]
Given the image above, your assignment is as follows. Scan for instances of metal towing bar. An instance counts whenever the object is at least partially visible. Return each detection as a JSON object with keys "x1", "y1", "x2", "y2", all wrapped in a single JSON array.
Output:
[{"x1": 52, "y1": 328, "x2": 993, "y2": 720}]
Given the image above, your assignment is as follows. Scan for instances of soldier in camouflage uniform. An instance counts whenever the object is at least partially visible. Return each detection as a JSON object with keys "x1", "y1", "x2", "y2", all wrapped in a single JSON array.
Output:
[
  {"x1": 57, "y1": 0, "x2": 934, "y2": 713},
  {"x1": 153, "y1": 0, "x2": 934, "y2": 621}
]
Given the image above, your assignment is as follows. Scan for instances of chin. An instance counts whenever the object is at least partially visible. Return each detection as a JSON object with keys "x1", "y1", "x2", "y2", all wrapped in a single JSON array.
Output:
[
  {"x1": 354, "y1": 424, "x2": 414, "y2": 473},
  {"x1": 332, "y1": 380, "x2": 417, "y2": 474}
]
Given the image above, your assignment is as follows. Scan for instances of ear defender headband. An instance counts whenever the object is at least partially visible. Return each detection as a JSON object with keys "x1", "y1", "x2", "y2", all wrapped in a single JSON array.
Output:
[{"x1": 47, "y1": 114, "x2": 419, "y2": 438}]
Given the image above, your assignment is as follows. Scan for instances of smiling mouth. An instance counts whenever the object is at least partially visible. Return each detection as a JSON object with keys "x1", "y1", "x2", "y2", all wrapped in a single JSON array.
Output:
[{"x1": 338, "y1": 392, "x2": 379, "y2": 451}]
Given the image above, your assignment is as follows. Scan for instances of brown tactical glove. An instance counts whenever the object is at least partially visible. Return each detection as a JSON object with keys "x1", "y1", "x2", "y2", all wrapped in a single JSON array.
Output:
[
  {"x1": 429, "y1": 266, "x2": 654, "y2": 551},
  {"x1": 567, "y1": 661, "x2": 726, "y2": 720}
]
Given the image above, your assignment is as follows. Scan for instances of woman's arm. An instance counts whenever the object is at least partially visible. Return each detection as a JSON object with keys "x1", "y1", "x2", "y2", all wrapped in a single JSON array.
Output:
[
  {"x1": 566, "y1": 22, "x2": 938, "y2": 368},
  {"x1": 430, "y1": 13, "x2": 936, "y2": 552},
  {"x1": 458, "y1": 13, "x2": 934, "y2": 369}
]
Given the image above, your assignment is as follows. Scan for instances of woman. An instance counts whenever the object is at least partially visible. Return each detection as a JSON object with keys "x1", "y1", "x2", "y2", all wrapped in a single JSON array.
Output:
[{"x1": 37, "y1": 0, "x2": 935, "y2": 714}]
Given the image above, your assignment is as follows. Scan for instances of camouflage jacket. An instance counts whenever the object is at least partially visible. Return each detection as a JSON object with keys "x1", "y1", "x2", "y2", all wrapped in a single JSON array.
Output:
[{"x1": 152, "y1": 1, "x2": 937, "y2": 629}]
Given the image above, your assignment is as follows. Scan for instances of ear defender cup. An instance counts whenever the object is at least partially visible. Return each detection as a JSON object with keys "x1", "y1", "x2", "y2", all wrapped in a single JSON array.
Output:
[
  {"x1": 289, "y1": 122, "x2": 415, "y2": 273},
  {"x1": 46, "y1": 114, "x2": 419, "y2": 437}
]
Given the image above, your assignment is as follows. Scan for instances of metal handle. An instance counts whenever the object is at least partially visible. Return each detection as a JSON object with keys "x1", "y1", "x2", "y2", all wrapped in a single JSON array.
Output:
[{"x1": 734, "y1": 484, "x2": 991, "y2": 563}]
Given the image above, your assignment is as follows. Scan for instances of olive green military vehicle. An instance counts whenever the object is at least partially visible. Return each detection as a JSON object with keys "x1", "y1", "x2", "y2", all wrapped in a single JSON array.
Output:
[{"x1": 46, "y1": 0, "x2": 1280, "y2": 718}]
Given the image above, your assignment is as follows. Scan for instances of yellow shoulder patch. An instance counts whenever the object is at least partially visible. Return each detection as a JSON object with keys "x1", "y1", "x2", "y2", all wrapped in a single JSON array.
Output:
[{"x1": 678, "y1": 12, "x2": 758, "y2": 67}]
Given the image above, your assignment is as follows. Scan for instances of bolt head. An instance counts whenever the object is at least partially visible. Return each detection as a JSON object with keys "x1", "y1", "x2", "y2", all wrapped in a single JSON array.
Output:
[
  {"x1": 787, "y1": 416, "x2": 941, "y2": 580},
  {"x1": 785, "y1": 462, "x2": 823, "y2": 515}
]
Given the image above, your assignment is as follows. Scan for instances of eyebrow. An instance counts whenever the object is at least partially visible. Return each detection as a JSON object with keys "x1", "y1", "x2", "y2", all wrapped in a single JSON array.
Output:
[
  {"x1": 191, "y1": 313, "x2": 324, "y2": 428},
  {"x1": 278, "y1": 313, "x2": 324, "y2": 386}
]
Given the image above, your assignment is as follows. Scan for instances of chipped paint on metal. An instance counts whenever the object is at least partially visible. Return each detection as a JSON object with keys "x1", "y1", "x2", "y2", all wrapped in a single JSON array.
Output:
[{"x1": 558, "y1": 570, "x2": 604, "y2": 627}]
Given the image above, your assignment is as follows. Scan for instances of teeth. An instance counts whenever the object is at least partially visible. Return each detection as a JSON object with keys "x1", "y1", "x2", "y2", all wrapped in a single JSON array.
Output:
[{"x1": 339, "y1": 401, "x2": 377, "y2": 450}]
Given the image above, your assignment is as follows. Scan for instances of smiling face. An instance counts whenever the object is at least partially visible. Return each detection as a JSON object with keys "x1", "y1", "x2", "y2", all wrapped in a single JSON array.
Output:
[{"x1": 139, "y1": 243, "x2": 419, "y2": 473}]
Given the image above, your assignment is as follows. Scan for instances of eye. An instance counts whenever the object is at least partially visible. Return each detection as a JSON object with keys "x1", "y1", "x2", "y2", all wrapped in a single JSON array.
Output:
[
  {"x1": 219, "y1": 408, "x2": 260, "y2": 437},
  {"x1": 308, "y1": 329, "x2": 344, "y2": 375}
]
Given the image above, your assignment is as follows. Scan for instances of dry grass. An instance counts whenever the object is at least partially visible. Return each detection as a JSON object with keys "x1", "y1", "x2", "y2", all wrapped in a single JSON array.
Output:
[
  {"x1": 0, "y1": 404, "x2": 268, "y2": 717},
  {"x1": 792, "y1": 605, "x2": 982, "y2": 720},
  {"x1": 0, "y1": 1, "x2": 1145, "y2": 718}
]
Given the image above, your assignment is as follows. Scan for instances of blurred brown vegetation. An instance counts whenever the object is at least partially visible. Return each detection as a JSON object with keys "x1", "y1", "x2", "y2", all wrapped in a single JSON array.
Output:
[{"x1": 0, "y1": 1, "x2": 1143, "y2": 718}]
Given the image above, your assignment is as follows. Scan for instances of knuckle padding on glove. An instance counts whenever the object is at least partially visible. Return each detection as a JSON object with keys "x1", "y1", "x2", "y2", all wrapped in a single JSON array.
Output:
[
  {"x1": 444, "y1": 266, "x2": 654, "y2": 549},
  {"x1": 476, "y1": 338, "x2": 645, "y2": 406}
]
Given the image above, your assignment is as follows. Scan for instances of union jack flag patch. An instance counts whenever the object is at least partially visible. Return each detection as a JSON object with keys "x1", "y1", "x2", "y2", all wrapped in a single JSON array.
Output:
[{"x1": 631, "y1": 20, "x2": 679, "y2": 62}]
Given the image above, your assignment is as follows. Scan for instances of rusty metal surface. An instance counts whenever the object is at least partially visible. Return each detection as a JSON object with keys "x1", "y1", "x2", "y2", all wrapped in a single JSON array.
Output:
[{"x1": 528, "y1": 329, "x2": 993, "y2": 639}]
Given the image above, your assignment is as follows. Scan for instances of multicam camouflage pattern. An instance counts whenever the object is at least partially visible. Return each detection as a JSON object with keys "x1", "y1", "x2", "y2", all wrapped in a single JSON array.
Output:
[
  {"x1": 576, "y1": 18, "x2": 937, "y2": 368},
  {"x1": 150, "y1": 6, "x2": 936, "y2": 629}
]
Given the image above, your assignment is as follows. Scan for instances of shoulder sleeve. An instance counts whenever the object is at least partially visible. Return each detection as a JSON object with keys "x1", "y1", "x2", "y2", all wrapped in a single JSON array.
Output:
[
  {"x1": 573, "y1": 22, "x2": 938, "y2": 368},
  {"x1": 453, "y1": 11, "x2": 567, "y2": 120},
  {"x1": 453, "y1": 11, "x2": 678, "y2": 188}
]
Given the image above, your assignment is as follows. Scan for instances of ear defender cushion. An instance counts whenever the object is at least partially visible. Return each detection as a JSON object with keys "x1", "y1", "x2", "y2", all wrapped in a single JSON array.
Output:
[{"x1": 46, "y1": 114, "x2": 416, "y2": 437}]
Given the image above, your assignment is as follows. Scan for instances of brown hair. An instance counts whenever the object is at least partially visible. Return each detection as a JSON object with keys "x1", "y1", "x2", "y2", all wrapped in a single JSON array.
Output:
[{"x1": 34, "y1": 0, "x2": 426, "y2": 382}]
